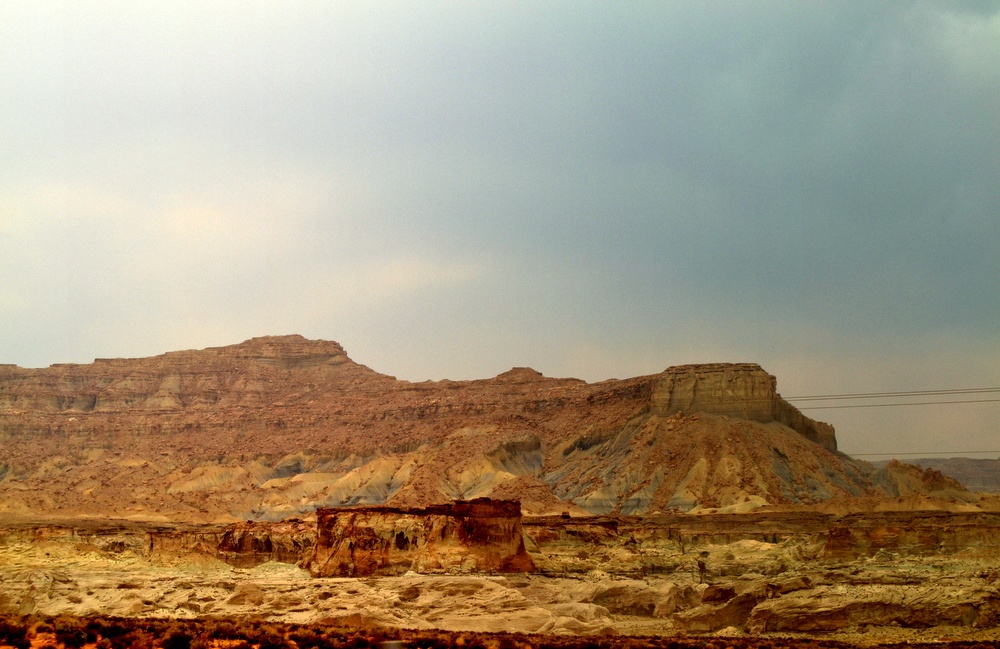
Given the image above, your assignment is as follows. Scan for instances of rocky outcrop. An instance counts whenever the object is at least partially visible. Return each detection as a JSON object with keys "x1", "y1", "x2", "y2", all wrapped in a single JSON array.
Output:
[
  {"x1": 650, "y1": 363, "x2": 836, "y2": 451},
  {"x1": 548, "y1": 411, "x2": 867, "y2": 515},
  {"x1": 144, "y1": 520, "x2": 316, "y2": 569},
  {"x1": 4, "y1": 510, "x2": 1000, "y2": 641},
  {"x1": 903, "y1": 457, "x2": 1000, "y2": 494},
  {"x1": 305, "y1": 499, "x2": 535, "y2": 577},
  {"x1": 523, "y1": 510, "x2": 1000, "y2": 578},
  {"x1": 0, "y1": 519, "x2": 316, "y2": 570},
  {"x1": 0, "y1": 336, "x2": 866, "y2": 521},
  {"x1": 214, "y1": 519, "x2": 315, "y2": 568},
  {"x1": 746, "y1": 584, "x2": 1000, "y2": 633},
  {"x1": 870, "y1": 459, "x2": 981, "y2": 500},
  {"x1": 822, "y1": 511, "x2": 1000, "y2": 561}
]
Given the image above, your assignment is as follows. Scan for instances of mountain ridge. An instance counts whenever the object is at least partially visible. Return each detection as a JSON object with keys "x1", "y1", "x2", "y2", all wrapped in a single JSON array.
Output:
[
  {"x1": 873, "y1": 457, "x2": 1000, "y2": 494},
  {"x1": 0, "y1": 335, "x2": 958, "y2": 522}
]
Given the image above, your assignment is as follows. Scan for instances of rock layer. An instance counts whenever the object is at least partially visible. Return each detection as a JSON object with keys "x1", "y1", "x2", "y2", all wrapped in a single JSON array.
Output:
[
  {"x1": 3, "y1": 511, "x2": 1000, "y2": 641},
  {"x1": 0, "y1": 336, "x2": 863, "y2": 520},
  {"x1": 650, "y1": 363, "x2": 835, "y2": 451},
  {"x1": 305, "y1": 498, "x2": 535, "y2": 577}
]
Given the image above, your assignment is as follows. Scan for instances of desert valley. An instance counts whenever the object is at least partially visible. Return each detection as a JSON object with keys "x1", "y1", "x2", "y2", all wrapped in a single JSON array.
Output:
[{"x1": 1, "y1": 336, "x2": 999, "y2": 647}]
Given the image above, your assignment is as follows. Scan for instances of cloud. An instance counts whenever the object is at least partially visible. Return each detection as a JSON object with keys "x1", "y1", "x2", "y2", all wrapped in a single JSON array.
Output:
[
  {"x1": 0, "y1": 2, "x2": 997, "y2": 456},
  {"x1": 350, "y1": 258, "x2": 480, "y2": 300}
]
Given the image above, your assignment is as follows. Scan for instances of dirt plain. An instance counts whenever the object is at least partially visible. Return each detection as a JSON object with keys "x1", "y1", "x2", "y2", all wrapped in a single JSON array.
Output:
[
  {"x1": 1, "y1": 507, "x2": 999, "y2": 647},
  {"x1": 3, "y1": 336, "x2": 1000, "y2": 646}
]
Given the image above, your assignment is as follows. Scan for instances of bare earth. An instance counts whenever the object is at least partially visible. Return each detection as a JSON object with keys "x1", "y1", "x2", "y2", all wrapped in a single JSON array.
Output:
[
  {"x1": 1, "y1": 509, "x2": 999, "y2": 646},
  {"x1": 2, "y1": 336, "x2": 1000, "y2": 644}
]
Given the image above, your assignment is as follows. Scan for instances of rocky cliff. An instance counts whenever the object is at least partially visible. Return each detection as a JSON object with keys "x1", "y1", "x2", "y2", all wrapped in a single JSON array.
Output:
[
  {"x1": 305, "y1": 498, "x2": 534, "y2": 577},
  {"x1": 650, "y1": 363, "x2": 836, "y2": 451},
  {"x1": 4, "y1": 509, "x2": 1000, "y2": 641},
  {"x1": 0, "y1": 335, "x2": 874, "y2": 521},
  {"x1": 876, "y1": 457, "x2": 1000, "y2": 494}
]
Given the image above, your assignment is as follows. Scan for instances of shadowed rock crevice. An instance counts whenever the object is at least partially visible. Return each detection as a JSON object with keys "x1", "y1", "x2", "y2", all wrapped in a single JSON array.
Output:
[{"x1": 305, "y1": 498, "x2": 535, "y2": 577}]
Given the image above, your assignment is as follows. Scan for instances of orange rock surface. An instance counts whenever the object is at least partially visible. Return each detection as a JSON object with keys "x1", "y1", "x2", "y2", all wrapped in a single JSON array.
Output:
[
  {"x1": 0, "y1": 335, "x2": 905, "y2": 521},
  {"x1": 305, "y1": 498, "x2": 534, "y2": 577}
]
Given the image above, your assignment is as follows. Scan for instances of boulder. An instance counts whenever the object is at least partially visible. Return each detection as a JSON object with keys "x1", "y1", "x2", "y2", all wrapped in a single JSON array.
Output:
[{"x1": 304, "y1": 499, "x2": 534, "y2": 577}]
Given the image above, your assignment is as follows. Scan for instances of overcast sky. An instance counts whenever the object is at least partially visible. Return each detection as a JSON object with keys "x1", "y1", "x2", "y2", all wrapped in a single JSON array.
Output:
[{"x1": 2, "y1": 1, "x2": 998, "y2": 459}]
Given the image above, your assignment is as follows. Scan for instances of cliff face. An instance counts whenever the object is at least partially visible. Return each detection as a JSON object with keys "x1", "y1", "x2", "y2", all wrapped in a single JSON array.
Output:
[
  {"x1": 821, "y1": 511, "x2": 1000, "y2": 561},
  {"x1": 305, "y1": 498, "x2": 535, "y2": 577},
  {"x1": 0, "y1": 335, "x2": 867, "y2": 522},
  {"x1": 213, "y1": 520, "x2": 315, "y2": 568},
  {"x1": 5, "y1": 509, "x2": 1000, "y2": 639},
  {"x1": 650, "y1": 363, "x2": 835, "y2": 451},
  {"x1": 877, "y1": 458, "x2": 1000, "y2": 494}
]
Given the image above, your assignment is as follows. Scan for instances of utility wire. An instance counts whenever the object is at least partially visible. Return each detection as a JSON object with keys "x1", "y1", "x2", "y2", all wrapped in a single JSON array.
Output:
[
  {"x1": 798, "y1": 398, "x2": 1000, "y2": 410},
  {"x1": 785, "y1": 387, "x2": 1000, "y2": 401},
  {"x1": 849, "y1": 451, "x2": 1000, "y2": 457},
  {"x1": 633, "y1": 386, "x2": 1000, "y2": 412},
  {"x1": 658, "y1": 387, "x2": 1000, "y2": 409},
  {"x1": 657, "y1": 388, "x2": 1000, "y2": 405},
  {"x1": 668, "y1": 385, "x2": 1000, "y2": 458}
]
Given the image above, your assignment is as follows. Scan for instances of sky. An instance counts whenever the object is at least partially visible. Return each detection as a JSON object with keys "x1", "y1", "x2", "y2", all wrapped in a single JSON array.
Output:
[{"x1": 1, "y1": 1, "x2": 998, "y2": 460}]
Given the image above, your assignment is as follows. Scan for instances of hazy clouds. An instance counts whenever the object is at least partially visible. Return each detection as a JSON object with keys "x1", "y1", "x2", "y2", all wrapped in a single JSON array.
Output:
[{"x1": 2, "y1": 1, "x2": 998, "y2": 457}]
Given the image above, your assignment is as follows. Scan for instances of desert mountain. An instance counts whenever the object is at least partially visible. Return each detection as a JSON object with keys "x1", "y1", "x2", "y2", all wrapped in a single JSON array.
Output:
[
  {"x1": 0, "y1": 335, "x2": 936, "y2": 522},
  {"x1": 874, "y1": 457, "x2": 1000, "y2": 494}
]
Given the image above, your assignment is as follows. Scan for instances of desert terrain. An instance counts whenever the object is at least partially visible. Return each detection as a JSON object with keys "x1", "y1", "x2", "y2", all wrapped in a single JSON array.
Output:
[{"x1": 2, "y1": 336, "x2": 999, "y2": 646}]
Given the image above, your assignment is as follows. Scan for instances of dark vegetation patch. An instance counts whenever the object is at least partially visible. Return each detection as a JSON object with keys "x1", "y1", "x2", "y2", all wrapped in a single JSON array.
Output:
[{"x1": 0, "y1": 614, "x2": 996, "y2": 649}]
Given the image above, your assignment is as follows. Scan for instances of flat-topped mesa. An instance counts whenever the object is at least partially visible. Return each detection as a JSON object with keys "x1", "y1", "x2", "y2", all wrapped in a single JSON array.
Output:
[
  {"x1": 650, "y1": 363, "x2": 836, "y2": 451},
  {"x1": 304, "y1": 498, "x2": 535, "y2": 577},
  {"x1": 223, "y1": 335, "x2": 352, "y2": 369}
]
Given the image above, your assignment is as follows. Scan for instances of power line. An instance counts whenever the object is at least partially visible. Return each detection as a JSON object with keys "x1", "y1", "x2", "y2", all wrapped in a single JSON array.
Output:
[
  {"x1": 638, "y1": 386, "x2": 1000, "y2": 411},
  {"x1": 799, "y1": 398, "x2": 1000, "y2": 410},
  {"x1": 849, "y1": 451, "x2": 1000, "y2": 457},
  {"x1": 785, "y1": 387, "x2": 1000, "y2": 401}
]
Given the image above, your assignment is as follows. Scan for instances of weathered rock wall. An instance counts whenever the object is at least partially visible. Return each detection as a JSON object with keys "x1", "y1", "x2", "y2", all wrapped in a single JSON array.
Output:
[
  {"x1": 822, "y1": 511, "x2": 1000, "y2": 560},
  {"x1": 523, "y1": 510, "x2": 1000, "y2": 576},
  {"x1": 0, "y1": 524, "x2": 152, "y2": 558},
  {"x1": 0, "y1": 336, "x2": 848, "y2": 520},
  {"x1": 649, "y1": 363, "x2": 836, "y2": 451},
  {"x1": 0, "y1": 519, "x2": 317, "y2": 569},
  {"x1": 215, "y1": 520, "x2": 315, "y2": 568},
  {"x1": 306, "y1": 498, "x2": 535, "y2": 577},
  {"x1": 148, "y1": 520, "x2": 316, "y2": 568},
  {"x1": 3, "y1": 513, "x2": 1000, "y2": 640}
]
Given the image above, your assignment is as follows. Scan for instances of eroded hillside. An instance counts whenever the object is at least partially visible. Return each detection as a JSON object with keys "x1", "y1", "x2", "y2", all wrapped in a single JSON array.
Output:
[{"x1": 0, "y1": 336, "x2": 880, "y2": 522}]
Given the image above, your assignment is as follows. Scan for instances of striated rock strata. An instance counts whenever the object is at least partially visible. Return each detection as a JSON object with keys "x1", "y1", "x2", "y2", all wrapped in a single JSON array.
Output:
[
  {"x1": 305, "y1": 498, "x2": 535, "y2": 577},
  {"x1": 148, "y1": 519, "x2": 316, "y2": 569},
  {"x1": 650, "y1": 363, "x2": 835, "y2": 451},
  {"x1": 3, "y1": 510, "x2": 1000, "y2": 640},
  {"x1": 0, "y1": 335, "x2": 875, "y2": 521}
]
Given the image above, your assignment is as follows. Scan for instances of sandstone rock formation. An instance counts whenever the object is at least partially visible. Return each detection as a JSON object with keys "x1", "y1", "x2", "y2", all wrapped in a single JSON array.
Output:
[
  {"x1": 212, "y1": 519, "x2": 315, "y2": 568},
  {"x1": 650, "y1": 363, "x2": 835, "y2": 451},
  {"x1": 305, "y1": 498, "x2": 534, "y2": 577},
  {"x1": 3, "y1": 510, "x2": 1000, "y2": 642},
  {"x1": 868, "y1": 459, "x2": 981, "y2": 502},
  {"x1": 4, "y1": 336, "x2": 1000, "y2": 641},
  {"x1": 0, "y1": 336, "x2": 876, "y2": 522},
  {"x1": 877, "y1": 457, "x2": 1000, "y2": 494}
]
